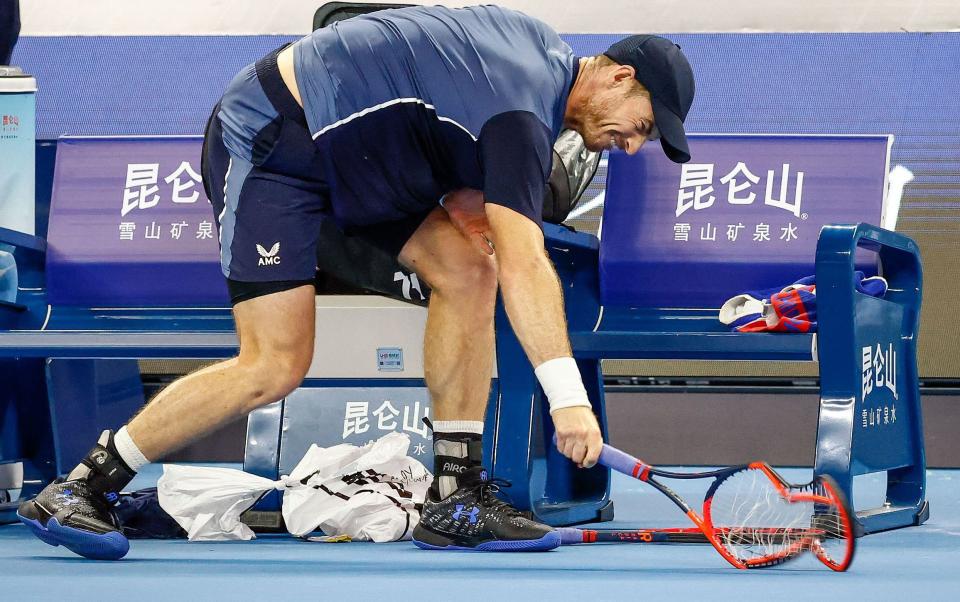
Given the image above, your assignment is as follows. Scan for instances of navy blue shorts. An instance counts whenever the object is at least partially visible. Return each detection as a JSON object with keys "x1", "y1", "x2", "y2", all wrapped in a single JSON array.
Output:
[{"x1": 201, "y1": 47, "x2": 431, "y2": 304}]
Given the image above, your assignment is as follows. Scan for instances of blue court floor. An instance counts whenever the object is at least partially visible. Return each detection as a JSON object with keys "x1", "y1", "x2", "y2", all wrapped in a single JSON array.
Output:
[{"x1": 1, "y1": 467, "x2": 958, "y2": 601}]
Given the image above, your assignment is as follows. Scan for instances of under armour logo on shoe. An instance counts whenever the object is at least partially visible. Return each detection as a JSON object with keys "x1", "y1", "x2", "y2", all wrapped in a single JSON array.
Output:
[
  {"x1": 256, "y1": 242, "x2": 281, "y2": 266},
  {"x1": 54, "y1": 491, "x2": 79, "y2": 506},
  {"x1": 452, "y1": 504, "x2": 480, "y2": 524},
  {"x1": 91, "y1": 450, "x2": 108, "y2": 465}
]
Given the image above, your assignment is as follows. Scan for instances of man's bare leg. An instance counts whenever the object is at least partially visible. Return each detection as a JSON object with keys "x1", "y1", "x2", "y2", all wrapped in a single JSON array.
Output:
[
  {"x1": 401, "y1": 202, "x2": 557, "y2": 544},
  {"x1": 127, "y1": 284, "x2": 317, "y2": 459},
  {"x1": 19, "y1": 284, "x2": 317, "y2": 560},
  {"x1": 401, "y1": 209, "x2": 497, "y2": 423},
  {"x1": 402, "y1": 207, "x2": 559, "y2": 551},
  {"x1": 400, "y1": 206, "x2": 497, "y2": 497},
  {"x1": 435, "y1": 190, "x2": 602, "y2": 469}
]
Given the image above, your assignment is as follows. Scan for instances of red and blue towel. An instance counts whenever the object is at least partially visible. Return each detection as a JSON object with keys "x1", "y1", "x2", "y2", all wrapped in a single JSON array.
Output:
[{"x1": 719, "y1": 272, "x2": 887, "y2": 333}]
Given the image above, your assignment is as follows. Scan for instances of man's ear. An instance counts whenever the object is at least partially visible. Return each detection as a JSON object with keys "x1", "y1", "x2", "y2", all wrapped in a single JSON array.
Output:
[{"x1": 611, "y1": 64, "x2": 636, "y2": 87}]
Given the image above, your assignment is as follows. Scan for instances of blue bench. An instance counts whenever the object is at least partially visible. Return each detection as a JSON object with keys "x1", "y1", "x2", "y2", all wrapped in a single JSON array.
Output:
[
  {"x1": 0, "y1": 136, "x2": 236, "y2": 358},
  {"x1": 0, "y1": 137, "x2": 237, "y2": 522},
  {"x1": 488, "y1": 134, "x2": 928, "y2": 535},
  {"x1": 0, "y1": 133, "x2": 928, "y2": 537}
]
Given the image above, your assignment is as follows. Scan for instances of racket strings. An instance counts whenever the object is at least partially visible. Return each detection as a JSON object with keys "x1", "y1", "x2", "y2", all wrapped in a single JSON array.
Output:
[{"x1": 707, "y1": 469, "x2": 844, "y2": 566}]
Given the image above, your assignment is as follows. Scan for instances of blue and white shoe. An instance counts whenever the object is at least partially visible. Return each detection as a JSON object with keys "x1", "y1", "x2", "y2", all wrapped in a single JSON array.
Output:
[
  {"x1": 412, "y1": 467, "x2": 560, "y2": 552},
  {"x1": 18, "y1": 478, "x2": 129, "y2": 560}
]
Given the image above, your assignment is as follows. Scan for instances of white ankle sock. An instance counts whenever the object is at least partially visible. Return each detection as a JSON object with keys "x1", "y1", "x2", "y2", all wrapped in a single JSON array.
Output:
[
  {"x1": 433, "y1": 420, "x2": 484, "y2": 435},
  {"x1": 113, "y1": 426, "x2": 149, "y2": 472}
]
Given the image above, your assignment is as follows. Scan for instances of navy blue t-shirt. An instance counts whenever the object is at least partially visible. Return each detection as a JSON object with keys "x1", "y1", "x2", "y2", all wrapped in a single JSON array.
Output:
[{"x1": 291, "y1": 5, "x2": 578, "y2": 229}]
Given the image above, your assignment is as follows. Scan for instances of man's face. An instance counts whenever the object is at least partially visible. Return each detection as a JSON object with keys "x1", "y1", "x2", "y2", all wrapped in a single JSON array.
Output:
[{"x1": 580, "y1": 77, "x2": 658, "y2": 155}]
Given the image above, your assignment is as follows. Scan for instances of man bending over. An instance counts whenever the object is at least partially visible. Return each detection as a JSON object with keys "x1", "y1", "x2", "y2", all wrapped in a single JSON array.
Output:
[{"x1": 19, "y1": 5, "x2": 694, "y2": 558}]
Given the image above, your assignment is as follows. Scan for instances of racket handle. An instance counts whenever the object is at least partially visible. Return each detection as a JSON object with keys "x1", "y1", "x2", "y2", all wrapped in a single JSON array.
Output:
[
  {"x1": 599, "y1": 443, "x2": 646, "y2": 479},
  {"x1": 556, "y1": 527, "x2": 585, "y2": 545},
  {"x1": 550, "y1": 434, "x2": 645, "y2": 479}
]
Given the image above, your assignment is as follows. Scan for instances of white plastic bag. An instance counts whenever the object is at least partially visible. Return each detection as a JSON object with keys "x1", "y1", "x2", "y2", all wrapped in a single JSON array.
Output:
[
  {"x1": 157, "y1": 465, "x2": 284, "y2": 541},
  {"x1": 157, "y1": 432, "x2": 431, "y2": 542},
  {"x1": 284, "y1": 433, "x2": 431, "y2": 541}
]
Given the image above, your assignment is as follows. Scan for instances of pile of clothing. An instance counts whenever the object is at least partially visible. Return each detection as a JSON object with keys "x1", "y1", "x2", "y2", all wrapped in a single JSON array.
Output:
[
  {"x1": 113, "y1": 432, "x2": 431, "y2": 543},
  {"x1": 719, "y1": 271, "x2": 888, "y2": 333}
]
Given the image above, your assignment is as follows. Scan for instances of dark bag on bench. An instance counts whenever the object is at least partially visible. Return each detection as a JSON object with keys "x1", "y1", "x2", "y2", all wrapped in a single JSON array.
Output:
[{"x1": 542, "y1": 129, "x2": 601, "y2": 224}]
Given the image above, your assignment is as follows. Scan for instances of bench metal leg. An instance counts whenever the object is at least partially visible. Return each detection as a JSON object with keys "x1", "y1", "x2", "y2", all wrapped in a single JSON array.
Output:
[
  {"x1": 815, "y1": 223, "x2": 928, "y2": 534},
  {"x1": 0, "y1": 358, "x2": 147, "y2": 524},
  {"x1": 537, "y1": 356, "x2": 613, "y2": 526},
  {"x1": 0, "y1": 358, "x2": 55, "y2": 524},
  {"x1": 45, "y1": 359, "x2": 146, "y2": 473},
  {"x1": 243, "y1": 399, "x2": 285, "y2": 513},
  {"x1": 488, "y1": 301, "x2": 613, "y2": 526}
]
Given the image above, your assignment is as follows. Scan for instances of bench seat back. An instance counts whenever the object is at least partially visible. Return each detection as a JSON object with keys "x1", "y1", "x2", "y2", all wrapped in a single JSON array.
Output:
[
  {"x1": 46, "y1": 136, "x2": 227, "y2": 307},
  {"x1": 600, "y1": 134, "x2": 891, "y2": 308}
]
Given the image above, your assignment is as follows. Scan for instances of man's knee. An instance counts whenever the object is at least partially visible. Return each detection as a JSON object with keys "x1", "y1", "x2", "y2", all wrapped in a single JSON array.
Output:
[
  {"x1": 236, "y1": 349, "x2": 312, "y2": 413},
  {"x1": 422, "y1": 250, "x2": 497, "y2": 299},
  {"x1": 230, "y1": 285, "x2": 316, "y2": 412}
]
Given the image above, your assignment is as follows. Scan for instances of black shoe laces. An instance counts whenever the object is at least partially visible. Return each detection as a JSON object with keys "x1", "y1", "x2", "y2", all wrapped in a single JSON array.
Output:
[{"x1": 470, "y1": 477, "x2": 525, "y2": 518}]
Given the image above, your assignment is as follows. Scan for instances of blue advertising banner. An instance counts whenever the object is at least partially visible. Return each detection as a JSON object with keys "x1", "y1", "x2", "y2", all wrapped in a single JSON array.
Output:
[
  {"x1": 279, "y1": 388, "x2": 433, "y2": 475},
  {"x1": 46, "y1": 136, "x2": 228, "y2": 306},
  {"x1": 600, "y1": 134, "x2": 891, "y2": 308}
]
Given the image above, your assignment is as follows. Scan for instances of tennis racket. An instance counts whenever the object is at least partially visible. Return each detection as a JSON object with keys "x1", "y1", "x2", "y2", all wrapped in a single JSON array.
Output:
[
  {"x1": 562, "y1": 443, "x2": 856, "y2": 571},
  {"x1": 560, "y1": 526, "x2": 728, "y2": 544}
]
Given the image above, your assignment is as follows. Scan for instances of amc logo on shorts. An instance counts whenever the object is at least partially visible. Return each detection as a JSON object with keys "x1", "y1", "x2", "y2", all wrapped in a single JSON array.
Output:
[{"x1": 256, "y1": 242, "x2": 281, "y2": 266}]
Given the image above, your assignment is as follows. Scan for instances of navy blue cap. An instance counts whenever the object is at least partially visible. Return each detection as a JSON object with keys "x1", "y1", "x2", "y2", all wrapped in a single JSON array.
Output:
[{"x1": 604, "y1": 35, "x2": 695, "y2": 163}]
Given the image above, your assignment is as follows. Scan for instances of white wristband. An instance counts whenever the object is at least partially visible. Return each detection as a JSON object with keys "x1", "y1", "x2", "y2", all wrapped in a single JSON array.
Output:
[{"x1": 535, "y1": 357, "x2": 591, "y2": 414}]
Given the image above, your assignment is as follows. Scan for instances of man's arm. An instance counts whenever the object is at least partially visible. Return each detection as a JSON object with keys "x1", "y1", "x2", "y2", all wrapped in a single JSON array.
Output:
[
  {"x1": 468, "y1": 110, "x2": 602, "y2": 467},
  {"x1": 483, "y1": 202, "x2": 603, "y2": 468},
  {"x1": 483, "y1": 204, "x2": 568, "y2": 364}
]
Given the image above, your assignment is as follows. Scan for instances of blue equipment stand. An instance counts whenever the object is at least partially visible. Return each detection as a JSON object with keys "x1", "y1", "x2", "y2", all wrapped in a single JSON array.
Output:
[
  {"x1": 815, "y1": 223, "x2": 928, "y2": 533},
  {"x1": 0, "y1": 229, "x2": 51, "y2": 523}
]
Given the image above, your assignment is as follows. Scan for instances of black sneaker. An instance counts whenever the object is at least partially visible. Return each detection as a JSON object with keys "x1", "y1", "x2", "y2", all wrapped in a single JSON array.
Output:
[
  {"x1": 18, "y1": 481, "x2": 129, "y2": 560},
  {"x1": 19, "y1": 431, "x2": 135, "y2": 560},
  {"x1": 412, "y1": 467, "x2": 560, "y2": 552}
]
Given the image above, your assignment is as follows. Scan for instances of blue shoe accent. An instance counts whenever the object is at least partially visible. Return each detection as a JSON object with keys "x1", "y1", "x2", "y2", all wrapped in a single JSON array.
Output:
[
  {"x1": 18, "y1": 511, "x2": 129, "y2": 560},
  {"x1": 412, "y1": 529, "x2": 561, "y2": 552},
  {"x1": 18, "y1": 513, "x2": 62, "y2": 548}
]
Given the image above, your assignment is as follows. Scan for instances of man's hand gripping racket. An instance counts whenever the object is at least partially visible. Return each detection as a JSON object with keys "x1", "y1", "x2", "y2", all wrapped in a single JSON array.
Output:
[{"x1": 557, "y1": 441, "x2": 856, "y2": 571}]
